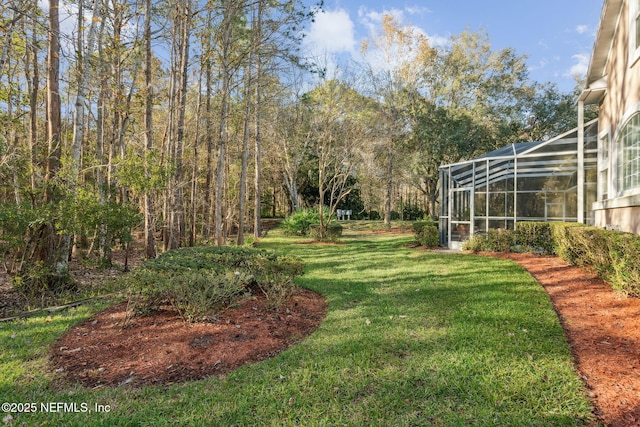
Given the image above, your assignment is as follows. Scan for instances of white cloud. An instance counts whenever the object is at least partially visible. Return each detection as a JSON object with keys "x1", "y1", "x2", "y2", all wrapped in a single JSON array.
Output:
[
  {"x1": 567, "y1": 53, "x2": 589, "y2": 76},
  {"x1": 427, "y1": 34, "x2": 450, "y2": 48},
  {"x1": 357, "y1": 6, "x2": 448, "y2": 49},
  {"x1": 358, "y1": 6, "x2": 405, "y2": 33},
  {"x1": 576, "y1": 25, "x2": 589, "y2": 34},
  {"x1": 529, "y1": 58, "x2": 549, "y2": 72},
  {"x1": 405, "y1": 5, "x2": 431, "y2": 16},
  {"x1": 305, "y1": 8, "x2": 356, "y2": 55},
  {"x1": 303, "y1": 5, "x2": 448, "y2": 79}
]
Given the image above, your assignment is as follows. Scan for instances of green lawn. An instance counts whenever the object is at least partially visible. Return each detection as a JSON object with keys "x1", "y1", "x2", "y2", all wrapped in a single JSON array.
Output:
[{"x1": 0, "y1": 228, "x2": 593, "y2": 426}]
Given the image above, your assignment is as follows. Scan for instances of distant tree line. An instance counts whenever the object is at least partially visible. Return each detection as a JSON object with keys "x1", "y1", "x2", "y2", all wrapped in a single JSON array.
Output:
[{"x1": 0, "y1": 1, "x2": 595, "y2": 287}]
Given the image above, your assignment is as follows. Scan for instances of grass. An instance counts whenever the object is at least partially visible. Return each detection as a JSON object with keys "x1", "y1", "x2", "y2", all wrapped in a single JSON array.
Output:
[{"x1": 0, "y1": 225, "x2": 593, "y2": 426}]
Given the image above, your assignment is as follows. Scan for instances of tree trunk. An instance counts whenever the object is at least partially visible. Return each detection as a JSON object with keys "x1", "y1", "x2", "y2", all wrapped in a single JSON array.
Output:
[
  {"x1": 215, "y1": 0, "x2": 236, "y2": 247},
  {"x1": 238, "y1": 67, "x2": 252, "y2": 246},
  {"x1": 45, "y1": 0, "x2": 61, "y2": 191},
  {"x1": 203, "y1": 54, "x2": 214, "y2": 237},
  {"x1": 25, "y1": 4, "x2": 38, "y2": 193},
  {"x1": 96, "y1": 13, "x2": 110, "y2": 263},
  {"x1": 253, "y1": 0, "x2": 264, "y2": 239},
  {"x1": 190, "y1": 74, "x2": 203, "y2": 247},
  {"x1": 59, "y1": 0, "x2": 101, "y2": 273},
  {"x1": 384, "y1": 148, "x2": 394, "y2": 225},
  {"x1": 143, "y1": 0, "x2": 156, "y2": 258}
]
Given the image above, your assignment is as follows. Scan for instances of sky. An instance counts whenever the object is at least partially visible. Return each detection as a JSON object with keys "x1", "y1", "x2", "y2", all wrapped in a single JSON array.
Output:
[{"x1": 303, "y1": 0, "x2": 605, "y2": 93}]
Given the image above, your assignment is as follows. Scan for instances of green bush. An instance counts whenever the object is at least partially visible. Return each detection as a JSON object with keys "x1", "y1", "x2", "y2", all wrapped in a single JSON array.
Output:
[
  {"x1": 309, "y1": 222, "x2": 343, "y2": 242},
  {"x1": 416, "y1": 225, "x2": 439, "y2": 247},
  {"x1": 124, "y1": 246, "x2": 305, "y2": 321},
  {"x1": 280, "y1": 209, "x2": 320, "y2": 236},
  {"x1": 412, "y1": 220, "x2": 438, "y2": 234},
  {"x1": 548, "y1": 222, "x2": 587, "y2": 263},
  {"x1": 462, "y1": 234, "x2": 487, "y2": 252},
  {"x1": 250, "y1": 255, "x2": 306, "y2": 309},
  {"x1": 125, "y1": 268, "x2": 250, "y2": 321},
  {"x1": 552, "y1": 225, "x2": 640, "y2": 296},
  {"x1": 10, "y1": 262, "x2": 77, "y2": 305},
  {"x1": 506, "y1": 221, "x2": 640, "y2": 296},
  {"x1": 515, "y1": 222, "x2": 554, "y2": 254},
  {"x1": 462, "y1": 229, "x2": 515, "y2": 253}
]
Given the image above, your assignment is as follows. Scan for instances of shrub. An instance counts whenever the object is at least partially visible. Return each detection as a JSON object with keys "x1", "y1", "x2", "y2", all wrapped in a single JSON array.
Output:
[
  {"x1": 10, "y1": 262, "x2": 77, "y2": 306},
  {"x1": 250, "y1": 255, "x2": 306, "y2": 309},
  {"x1": 508, "y1": 221, "x2": 640, "y2": 296},
  {"x1": 462, "y1": 234, "x2": 487, "y2": 252},
  {"x1": 515, "y1": 222, "x2": 553, "y2": 254},
  {"x1": 416, "y1": 225, "x2": 439, "y2": 247},
  {"x1": 309, "y1": 222, "x2": 343, "y2": 242},
  {"x1": 553, "y1": 225, "x2": 640, "y2": 296},
  {"x1": 280, "y1": 208, "x2": 333, "y2": 236},
  {"x1": 124, "y1": 246, "x2": 305, "y2": 321},
  {"x1": 462, "y1": 229, "x2": 515, "y2": 253},
  {"x1": 412, "y1": 220, "x2": 438, "y2": 234},
  {"x1": 367, "y1": 210, "x2": 381, "y2": 220},
  {"x1": 280, "y1": 209, "x2": 319, "y2": 236},
  {"x1": 549, "y1": 222, "x2": 587, "y2": 263},
  {"x1": 126, "y1": 268, "x2": 250, "y2": 321}
]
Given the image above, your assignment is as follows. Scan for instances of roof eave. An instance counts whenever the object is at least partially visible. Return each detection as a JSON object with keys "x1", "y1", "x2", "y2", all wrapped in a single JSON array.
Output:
[
  {"x1": 579, "y1": 76, "x2": 608, "y2": 104},
  {"x1": 585, "y1": 0, "x2": 624, "y2": 87}
]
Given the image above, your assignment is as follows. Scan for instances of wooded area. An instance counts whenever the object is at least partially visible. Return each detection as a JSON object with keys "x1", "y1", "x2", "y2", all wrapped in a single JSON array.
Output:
[{"x1": 0, "y1": 0, "x2": 594, "y2": 287}]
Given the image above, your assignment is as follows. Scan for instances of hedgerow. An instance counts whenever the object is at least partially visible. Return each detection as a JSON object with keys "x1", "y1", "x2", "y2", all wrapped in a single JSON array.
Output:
[{"x1": 462, "y1": 221, "x2": 640, "y2": 296}]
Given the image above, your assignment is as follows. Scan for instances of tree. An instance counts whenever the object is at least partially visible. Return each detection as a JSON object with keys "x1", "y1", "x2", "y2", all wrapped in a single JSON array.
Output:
[
  {"x1": 143, "y1": 0, "x2": 156, "y2": 258},
  {"x1": 165, "y1": 0, "x2": 192, "y2": 251},
  {"x1": 406, "y1": 29, "x2": 536, "y2": 218},
  {"x1": 58, "y1": 0, "x2": 103, "y2": 271},
  {"x1": 303, "y1": 79, "x2": 371, "y2": 239},
  {"x1": 514, "y1": 82, "x2": 590, "y2": 143},
  {"x1": 359, "y1": 14, "x2": 435, "y2": 224},
  {"x1": 407, "y1": 98, "x2": 491, "y2": 218}
]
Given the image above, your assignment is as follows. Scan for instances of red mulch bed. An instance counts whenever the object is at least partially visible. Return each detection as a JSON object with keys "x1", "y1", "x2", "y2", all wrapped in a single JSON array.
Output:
[
  {"x1": 51, "y1": 288, "x2": 326, "y2": 388},
  {"x1": 45, "y1": 249, "x2": 640, "y2": 426}
]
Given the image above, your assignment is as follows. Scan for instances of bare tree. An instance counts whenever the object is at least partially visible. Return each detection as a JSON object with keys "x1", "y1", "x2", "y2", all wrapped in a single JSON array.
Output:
[{"x1": 305, "y1": 79, "x2": 371, "y2": 239}]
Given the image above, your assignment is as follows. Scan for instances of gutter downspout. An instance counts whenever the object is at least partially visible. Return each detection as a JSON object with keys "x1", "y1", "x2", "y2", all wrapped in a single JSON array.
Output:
[{"x1": 577, "y1": 99, "x2": 585, "y2": 224}]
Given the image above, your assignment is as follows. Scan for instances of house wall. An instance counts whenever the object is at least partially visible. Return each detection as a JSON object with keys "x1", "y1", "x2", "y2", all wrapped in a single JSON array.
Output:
[
  {"x1": 593, "y1": 0, "x2": 640, "y2": 234},
  {"x1": 595, "y1": 205, "x2": 640, "y2": 234},
  {"x1": 599, "y1": 1, "x2": 640, "y2": 136}
]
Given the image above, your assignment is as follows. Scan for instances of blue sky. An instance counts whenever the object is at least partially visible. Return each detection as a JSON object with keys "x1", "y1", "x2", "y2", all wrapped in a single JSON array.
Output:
[{"x1": 303, "y1": 0, "x2": 604, "y2": 93}]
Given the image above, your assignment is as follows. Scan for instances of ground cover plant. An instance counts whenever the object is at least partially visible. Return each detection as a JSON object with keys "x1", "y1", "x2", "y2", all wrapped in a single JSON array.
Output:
[
  {"x1": 124, "y1": 246, "x2": 305, "y2": 320},
  {"x1": 1, "y1": 227, "x2": 593, "y2": 426}
]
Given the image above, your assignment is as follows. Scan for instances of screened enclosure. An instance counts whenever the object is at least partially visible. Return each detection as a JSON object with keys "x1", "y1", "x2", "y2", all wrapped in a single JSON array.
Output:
[{"x1": 439, "y1": 120, "x2": 598, "y2": 249}]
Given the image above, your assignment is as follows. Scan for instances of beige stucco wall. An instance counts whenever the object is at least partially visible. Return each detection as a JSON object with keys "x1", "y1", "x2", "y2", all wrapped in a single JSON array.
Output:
[
  {"x1": 594, "y1": 205, "x2": 640, "y2": 234},
  {"x1": 599, "y1": 1, "x2": 640, "y2": 136},
  {"x1": 593, "y1": 0, "x2": 640, "y2": 235}
]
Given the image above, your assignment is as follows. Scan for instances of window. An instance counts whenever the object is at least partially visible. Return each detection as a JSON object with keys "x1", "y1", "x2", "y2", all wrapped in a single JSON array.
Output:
[
  {"x1": 598, "y1": 133, "x2": 610, "y2": 200},
  {"x1": 616, "y1": 112, "x2": 640, "y2": 194}
]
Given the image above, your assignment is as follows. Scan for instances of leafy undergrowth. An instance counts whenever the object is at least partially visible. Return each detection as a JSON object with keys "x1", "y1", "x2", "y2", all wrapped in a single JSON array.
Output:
[
  {"x1": 124, "y1": 246, "x2": 305, "y2": 321},
  {"x1": 1, "y1": 230, "x2": 592, "y2": 426}
]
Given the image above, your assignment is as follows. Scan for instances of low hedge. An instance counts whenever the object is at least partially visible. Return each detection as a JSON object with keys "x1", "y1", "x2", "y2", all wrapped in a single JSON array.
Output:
[
  {"x1": 462, "y1": 229, "x2": 515, "y2": 252},
  {"x1": 554, "y1": 225, "x2": 640, "y2": 296},
  {"x1": 464, "y1": 221, "x2": 640, "y2": 297},
  {"x1": 123, "y1": 246, "x2": 305, "y2": 321}
]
